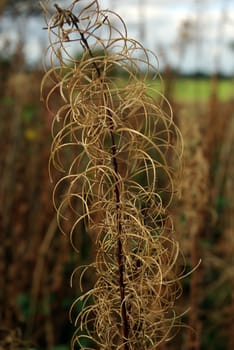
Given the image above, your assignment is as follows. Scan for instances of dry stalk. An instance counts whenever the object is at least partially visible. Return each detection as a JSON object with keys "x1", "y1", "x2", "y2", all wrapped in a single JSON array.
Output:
[
  {"x1": 177, "y1": 109, "x2": 209, "y2": 350},
  {"x1": 41, "y1": 1, "x2": 184, "y2": 349}
]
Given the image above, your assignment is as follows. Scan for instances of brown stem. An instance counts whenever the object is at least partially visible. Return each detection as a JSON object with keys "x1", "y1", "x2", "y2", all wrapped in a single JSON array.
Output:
[
  {"x1": 70, "y1": 13, "x2": 102, "y2": 78},
  {"x1": 72, "y1": 16, "x2": 130, "y2": 348},
  {"x1": 110, "y1": 129, "x2": 129, "y2": 349}
]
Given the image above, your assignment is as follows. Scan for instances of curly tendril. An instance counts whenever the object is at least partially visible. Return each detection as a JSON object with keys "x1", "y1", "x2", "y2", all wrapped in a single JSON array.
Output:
[{"x1": 41, "y1": 1, "x2": 184, "y2": 349}]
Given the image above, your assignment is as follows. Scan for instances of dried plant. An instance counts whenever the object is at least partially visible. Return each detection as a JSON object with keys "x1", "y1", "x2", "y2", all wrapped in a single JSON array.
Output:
[
  {"x1": 41, "y1": 1, "x2": 184, "y2": 349},
  {"x1": 174, "y1": 92, "x2": 234, "y2": 349},
  {"x1": 177, "y1": 109, "x2": 209, "y2": 350},
  {"x1": 0, "y1": 327, "x2": 32, "y2": 350}
]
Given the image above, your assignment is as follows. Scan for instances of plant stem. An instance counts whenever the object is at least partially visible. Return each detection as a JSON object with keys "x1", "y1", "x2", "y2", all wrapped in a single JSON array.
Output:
[
  {"x1": 110, "y1": 129, "x2": 130, "y2": 350},
  {"x1": 73, "y1": 17, "x2": 130, "y2": 348}
]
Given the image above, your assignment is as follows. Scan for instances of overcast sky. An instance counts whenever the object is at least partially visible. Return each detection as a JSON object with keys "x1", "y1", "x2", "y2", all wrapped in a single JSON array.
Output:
[
  {"x1": 1, "y1": 0, "x2": 234, "y2": 74},
  {"x1": 108, "y1": 0, "x2": 234, "y2": 74}
]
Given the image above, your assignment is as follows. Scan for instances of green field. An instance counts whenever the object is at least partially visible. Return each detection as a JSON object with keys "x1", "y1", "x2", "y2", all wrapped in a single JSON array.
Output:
[
  {"x1": 135, "y1": 77, "x2": 234, "y2": 102},
  {"x1": 104, "y1": 76, "x2": 234, "y2": 102},
  {"x1": 168, "y1": 78, "x2": 234, "y2": 102}
]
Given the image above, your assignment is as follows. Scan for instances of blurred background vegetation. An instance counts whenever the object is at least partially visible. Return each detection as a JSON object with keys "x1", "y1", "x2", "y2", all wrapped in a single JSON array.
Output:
[{"x1": 0, "y1": 1, "x2": 233, "y2": 349}]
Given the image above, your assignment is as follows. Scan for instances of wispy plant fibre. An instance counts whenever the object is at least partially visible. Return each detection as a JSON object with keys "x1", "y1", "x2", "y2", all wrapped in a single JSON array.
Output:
[{"x1": 41, "y1": 1, "x2": 184, "y2": 349}]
